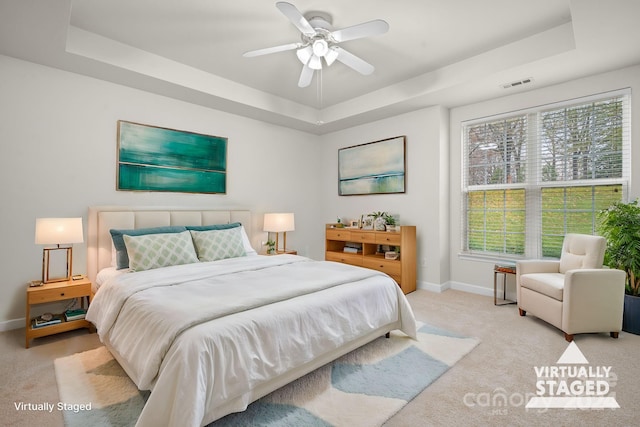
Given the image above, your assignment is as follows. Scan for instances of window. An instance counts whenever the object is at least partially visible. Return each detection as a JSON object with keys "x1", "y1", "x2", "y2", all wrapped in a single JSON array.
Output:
[{"x1": 462, "y1": 90, "x2": 630, "y2": 259}]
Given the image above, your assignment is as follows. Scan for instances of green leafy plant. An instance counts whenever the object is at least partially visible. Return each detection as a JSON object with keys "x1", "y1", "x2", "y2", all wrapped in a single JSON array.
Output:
[
  {"x1": 369, "y1": 211, "x2": 397, "y2": 225},
  {"x1": 597, "y1": 200, "x2": 640, "y2": 296},
  {"x1": 383, "y1": 213, "x2": 397, "y2": 226},
  {"x1": 265, "y1": 239, "x2": 276, "y2": 254},
  {"x1": 369, "y1": 211, "x2": 387, "y2": 220}
]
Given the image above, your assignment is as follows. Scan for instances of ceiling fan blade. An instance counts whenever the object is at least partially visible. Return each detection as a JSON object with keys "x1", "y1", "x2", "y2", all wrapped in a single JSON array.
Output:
[
  {"x1": 243, "y1": 42, "x2": 301, "y2": 58},
  {"x1": 298, "y1": 63, "x2": 314, "y2": 87},
  {"x1": 276, "y1": 2, "x2": 316, "y2": 36},
  {"x1": 334, "y1": 47, "x2": 375, "y2": 75},
  {"x1": 331, "y1": 19, "x2": 389, "y2": 43}
]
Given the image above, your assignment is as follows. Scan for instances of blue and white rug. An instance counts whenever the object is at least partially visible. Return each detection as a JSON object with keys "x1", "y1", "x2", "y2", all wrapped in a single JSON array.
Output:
[{"x1": 55, "y1": 322, "x2": 478, "y2": 427}]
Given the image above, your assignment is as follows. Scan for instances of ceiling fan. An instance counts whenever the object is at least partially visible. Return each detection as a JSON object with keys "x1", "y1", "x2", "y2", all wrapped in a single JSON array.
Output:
[{"x1": 243, "y1": 2, "x2": 389, "y2": 88}]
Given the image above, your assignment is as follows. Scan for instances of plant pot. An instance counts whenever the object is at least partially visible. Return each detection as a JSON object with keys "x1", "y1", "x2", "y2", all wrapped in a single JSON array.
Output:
[
  {"x1": 622, "y1": 294, "x2": 640, "y2": 335},
  {"x1": 374, "y1": 217, "x2": 387, "y2": 231}
]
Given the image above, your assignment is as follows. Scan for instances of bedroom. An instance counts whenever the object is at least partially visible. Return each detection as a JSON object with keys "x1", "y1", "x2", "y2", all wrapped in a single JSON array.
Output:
[{"x1": 1, "y1": 0, "x2": 640, "y2": 425}]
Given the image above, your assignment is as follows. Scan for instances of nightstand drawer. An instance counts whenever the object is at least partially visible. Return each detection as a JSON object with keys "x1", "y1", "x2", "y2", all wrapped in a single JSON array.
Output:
[{"x1": 28, "y1": 283, "x2": 90, "y2": 304}]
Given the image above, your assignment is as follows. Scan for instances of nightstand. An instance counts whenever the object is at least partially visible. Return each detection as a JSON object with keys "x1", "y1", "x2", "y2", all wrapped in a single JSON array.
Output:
[
  {"x1": 265, "y1": 250, "x2": 297, "y2": 255},
  {"x1": 25, "y1": 277, "x2": 93, "y2": 348}
]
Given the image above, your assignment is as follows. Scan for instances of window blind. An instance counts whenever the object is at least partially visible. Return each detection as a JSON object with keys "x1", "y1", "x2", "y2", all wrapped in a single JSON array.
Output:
[{"x1": 462, "y1": 89, "x2": 630, "y2": 259}]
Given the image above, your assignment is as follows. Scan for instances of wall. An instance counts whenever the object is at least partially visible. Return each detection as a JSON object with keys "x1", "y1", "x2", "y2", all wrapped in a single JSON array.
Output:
[
  {"x1": 319, "y1": 106, "x2": 450, "y2": 289},
  {"x1": 0, "y1": 55, "x2": 323, "y2": 328},
  {"x1": 448, "y1": 64, "x2": 640, "y2": 296}
]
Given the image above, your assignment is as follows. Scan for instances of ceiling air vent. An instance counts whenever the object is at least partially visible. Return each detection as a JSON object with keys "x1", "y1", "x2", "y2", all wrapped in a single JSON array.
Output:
[{"x1": 501, "y1": 77, "x2": 533, "y2": 89}]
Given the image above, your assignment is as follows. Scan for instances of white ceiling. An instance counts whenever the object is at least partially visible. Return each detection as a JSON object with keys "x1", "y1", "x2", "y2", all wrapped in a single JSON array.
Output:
[{"x1": 1, "y1": 0, "x2": 639, "y2": 134}]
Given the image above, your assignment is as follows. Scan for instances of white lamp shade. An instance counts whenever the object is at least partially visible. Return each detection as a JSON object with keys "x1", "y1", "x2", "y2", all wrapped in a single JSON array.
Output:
[
  {"x1": 263, "y1": 213, "x2": 295, "y2": 233},
  {"x1": 35, "y1": 217, "x2": 84, "y2": 245}
]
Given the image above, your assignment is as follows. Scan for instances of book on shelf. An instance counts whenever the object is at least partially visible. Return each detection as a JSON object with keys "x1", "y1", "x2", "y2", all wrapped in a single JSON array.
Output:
[
  {"x1": 32, "y1": 314, "x2": 63, "y2": 328},
  {"x1": 343, "y1": 247, "x2": 361, "y2": 254},
  {"x1": 64, "y1": 308, "x2": 87, "y2": 321}
]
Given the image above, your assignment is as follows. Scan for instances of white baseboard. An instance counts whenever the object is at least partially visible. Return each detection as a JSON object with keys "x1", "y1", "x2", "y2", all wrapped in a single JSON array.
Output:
[
  {"x1": 449, "y1": 281, "x2": 494, "y2": 297},
  {"x1": 417, "y1": 280, "x2": 450, "y2": 293},
  {"x1": 0, "y1": 318, "x2": 24, "y2": 332},
  {"x1": 418, "y1": 280, "x2": 499, "y2": 299}
]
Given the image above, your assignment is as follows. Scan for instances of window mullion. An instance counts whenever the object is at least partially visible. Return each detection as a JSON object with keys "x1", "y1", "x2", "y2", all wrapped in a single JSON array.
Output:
[{"x1": 525, "y1": 112, "x2": 540, "y2": 258}]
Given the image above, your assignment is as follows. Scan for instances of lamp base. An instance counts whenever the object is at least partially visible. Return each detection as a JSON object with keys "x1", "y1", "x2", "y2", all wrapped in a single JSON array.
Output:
[{"x1": 42, "y1": 246, "x2": 73, "y2": 284}]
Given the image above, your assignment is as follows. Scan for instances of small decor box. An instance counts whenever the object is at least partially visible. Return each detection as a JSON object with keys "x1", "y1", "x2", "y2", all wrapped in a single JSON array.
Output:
[{"x1": 385, "y1": 251, "x2": 399, "y2": 260}]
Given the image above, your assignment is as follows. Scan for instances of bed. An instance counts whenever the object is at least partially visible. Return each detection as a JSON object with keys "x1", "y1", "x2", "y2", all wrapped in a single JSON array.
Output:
[{"x1": 86, "y1": 206, "x2": 417, "y2": 427}]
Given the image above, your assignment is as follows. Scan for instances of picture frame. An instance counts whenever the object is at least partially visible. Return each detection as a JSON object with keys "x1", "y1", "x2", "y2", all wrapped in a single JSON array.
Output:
[
  {"x1": 361, "y1": 216, "x2": 374, "y2": 230},
  {"x1": 117, "y1": 120, "x2": 227, "y2": 194},
  {"x1": 338, "y1": 136, "x2": 406, "y2": 196}
]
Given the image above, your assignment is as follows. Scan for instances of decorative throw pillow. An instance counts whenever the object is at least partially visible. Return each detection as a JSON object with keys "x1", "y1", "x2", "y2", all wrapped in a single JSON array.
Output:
[
  {"x1": 110, "y1": 226, "x2": 187, "y2": 270},
  {"x1": 186, "y1": 222, "x2": 257, "y2": 256},
  {"x1": 185, "y1": 222, "x2": 242, "y2": 232},
  {"x1": 123, "y1": 231, "x2": 199, "y2": 272},
  {"x1": 190, "y1": 227, "x2": 246, "y2": 262}
]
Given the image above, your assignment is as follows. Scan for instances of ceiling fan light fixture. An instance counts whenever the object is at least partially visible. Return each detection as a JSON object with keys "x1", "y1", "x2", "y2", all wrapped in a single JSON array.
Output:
[
  {"x1": 244, "y1": 2, "x2": 390, "y2": 88},
  {"x1": 325, "y1": 47, "x2": 339, "y2": 66},
  {"x1": 308, "y1": 54, "x2": 323, "y2": 70},
  {"x1": 296, "y1": 45, "x2": 313, "y2": 65},
  {"x1": 312, "y1": 39, "x2": 329, "y2": 57}
]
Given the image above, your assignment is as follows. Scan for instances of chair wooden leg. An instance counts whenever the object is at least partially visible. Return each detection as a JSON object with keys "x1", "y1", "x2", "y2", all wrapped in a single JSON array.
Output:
[
  {"x1": 610, "y1": 332, "x2": 619, "y2": 339},
  {"x1": 518, "y1": 308, "x2": 526, "y2": 316},
  {"x1": 564, "y1": 333, "x2": 574, "y2": 342}
]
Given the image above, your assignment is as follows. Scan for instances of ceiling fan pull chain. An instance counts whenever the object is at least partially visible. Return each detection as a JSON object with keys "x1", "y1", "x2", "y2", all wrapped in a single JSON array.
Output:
[{"x1": 317, "y1": 68, "x2": 323, "y2": 109}]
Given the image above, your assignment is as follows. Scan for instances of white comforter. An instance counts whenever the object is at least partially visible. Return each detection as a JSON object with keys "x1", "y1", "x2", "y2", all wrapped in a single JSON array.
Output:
[{"x1": 87, "y1": 255, "x2": 416, "y2": 427}]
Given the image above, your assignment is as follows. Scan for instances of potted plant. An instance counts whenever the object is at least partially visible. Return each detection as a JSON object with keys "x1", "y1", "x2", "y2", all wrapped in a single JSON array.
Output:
[
  {"x1": 384, "y1": 213, "x2": 398, "y2": 232},
  {"x1": 265, "y1": 239, "x2": 276, "y2": 255},
  {"x1": 597, "y1": 200, "x2": 640, "y2": 335}
]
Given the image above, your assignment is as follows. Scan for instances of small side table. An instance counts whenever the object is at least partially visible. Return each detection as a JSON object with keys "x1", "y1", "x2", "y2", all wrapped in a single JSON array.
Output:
[
  {"x1": 494, "y1": 264, "x2": 517, "y2": 306},
  {"x1": 25, "y1": 277, "x2": 93, "y2": 348},
  {"x1": 265, "y1": 249, "x2": 297, "y2": 255}
]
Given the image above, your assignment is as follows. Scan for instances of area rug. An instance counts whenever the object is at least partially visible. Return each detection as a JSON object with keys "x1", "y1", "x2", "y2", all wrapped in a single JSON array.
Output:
[{"x1": 55, "y1": 322, "x2": 478, "y2": 426}]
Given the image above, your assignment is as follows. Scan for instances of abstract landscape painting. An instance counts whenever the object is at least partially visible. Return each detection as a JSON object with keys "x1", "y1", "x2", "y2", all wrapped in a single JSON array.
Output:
[
  {"x1": 338, "y1": 136, "x2": 406, "y2": 195},
  {"x1": 117, "y1": 121, "x2": 227, "y2": 194}
]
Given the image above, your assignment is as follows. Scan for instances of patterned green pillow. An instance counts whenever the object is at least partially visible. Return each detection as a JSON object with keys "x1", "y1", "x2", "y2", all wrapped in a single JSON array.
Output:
[
  {"x1": 190, "y1": 227, "x2": 246, "y2": 262},
  {"x1": 123, "y1": 231, "x2": 199, "y2": 272}
]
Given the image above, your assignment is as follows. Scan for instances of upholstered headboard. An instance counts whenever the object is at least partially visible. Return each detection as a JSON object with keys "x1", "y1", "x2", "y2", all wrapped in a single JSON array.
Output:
[{"x1": 87, "y1": 206, "x2": 252, "y2": 283}]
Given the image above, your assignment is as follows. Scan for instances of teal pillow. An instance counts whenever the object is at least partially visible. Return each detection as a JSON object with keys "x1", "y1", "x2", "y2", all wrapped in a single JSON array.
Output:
[
  {"x1": 185, "y1": 222, "x2": 241, "y2": 232},
  {"x1": 123, "y1": 231, "x2": 199, "y2": 272},
  {"x1": 110, "y1": 226, "x2": 187, "y2": 269},
  {"x1": 189, "y1": 227, "x2": 246, "y2": 262}
]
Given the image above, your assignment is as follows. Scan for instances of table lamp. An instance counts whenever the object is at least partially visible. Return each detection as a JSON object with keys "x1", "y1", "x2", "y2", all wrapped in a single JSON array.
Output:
[
  {"x1": 35, "y1": 217, "x2": 84, "y2": 283},
  {"x1": 263, "y1": 213, "x2": 295, "y2": 253}
]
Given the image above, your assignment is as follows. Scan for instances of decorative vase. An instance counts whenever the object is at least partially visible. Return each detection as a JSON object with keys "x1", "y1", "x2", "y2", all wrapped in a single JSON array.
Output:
[
  {"x1": 622, "y1": 294, "x2": 640, "y2": 335},
  {"x1": 374, "y1": 217, "x2": 386, "y2": 231}
]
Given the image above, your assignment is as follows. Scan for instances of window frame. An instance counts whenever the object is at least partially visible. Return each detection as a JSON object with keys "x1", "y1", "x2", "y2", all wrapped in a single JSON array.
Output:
[{"x1": 461, "y1": 89, "x2": 630, "y2": 261}]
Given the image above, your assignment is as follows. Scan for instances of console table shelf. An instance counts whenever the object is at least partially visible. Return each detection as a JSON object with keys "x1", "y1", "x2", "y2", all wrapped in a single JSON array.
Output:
[{"x1": 325, "y1": 225, "x2": 416, "y2": 294}]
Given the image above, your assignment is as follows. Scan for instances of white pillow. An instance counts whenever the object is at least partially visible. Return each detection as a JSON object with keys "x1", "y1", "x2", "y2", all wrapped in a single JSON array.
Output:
[
  {"x1": 240, "y1": 226, "x2": 257, "y2": 256},
  {"x1": 190, "y1": 227, "x2": 246, "y2": 262},
  {"x1": 123, "y1": 231, "x2": 199, "y2": 272}
]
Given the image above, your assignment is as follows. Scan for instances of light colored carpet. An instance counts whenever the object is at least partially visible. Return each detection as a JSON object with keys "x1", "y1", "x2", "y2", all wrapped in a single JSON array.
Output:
[
  {"x1": 3, "y1": 289, "x2": 640, "y2": 426},
  {"x1": 53, "y1": 322, "x2": 478, "y2": 426}
]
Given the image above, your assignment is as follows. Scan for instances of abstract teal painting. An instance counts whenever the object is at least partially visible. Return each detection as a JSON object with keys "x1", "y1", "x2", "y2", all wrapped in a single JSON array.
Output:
[
  {"x1": 339, "y1": 136, "x2": 406, "y2": 195},
  {"x1": 117, "y1": 121, "x2": 227, "y2": 194}
]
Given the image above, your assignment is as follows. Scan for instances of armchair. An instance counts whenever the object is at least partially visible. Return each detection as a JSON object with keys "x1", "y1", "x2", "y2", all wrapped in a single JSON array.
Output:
[{"x1": 516, "y1": 234, "x2": 626, "y2": 342}]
